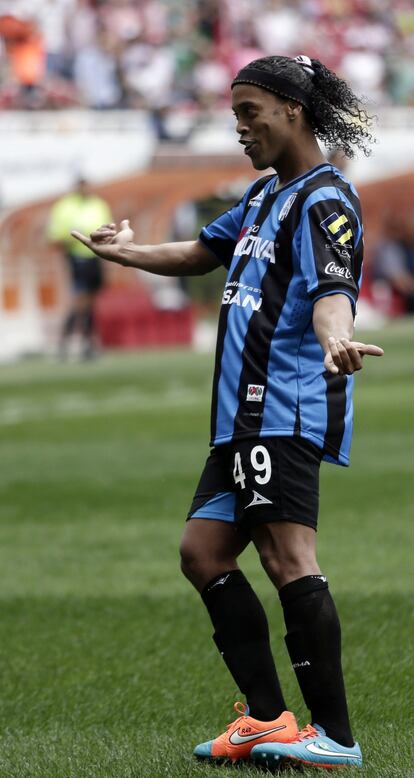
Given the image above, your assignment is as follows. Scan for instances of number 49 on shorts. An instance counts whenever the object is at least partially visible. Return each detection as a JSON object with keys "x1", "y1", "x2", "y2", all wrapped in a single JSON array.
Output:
[{"x1": 233, "y1": 445, "x2": 272, "y2": 489}]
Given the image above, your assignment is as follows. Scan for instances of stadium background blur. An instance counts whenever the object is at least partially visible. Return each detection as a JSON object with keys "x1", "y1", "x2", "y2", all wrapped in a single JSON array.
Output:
[
  {"x1": 0, "y1": 4, "x2": 413, "y2": 778},
  {"x1": 1, "y1": 0, "x2": 414, "y2": 111},
  {"x1": 0, "y1": 0, "x2": 414, "y2": 358}
]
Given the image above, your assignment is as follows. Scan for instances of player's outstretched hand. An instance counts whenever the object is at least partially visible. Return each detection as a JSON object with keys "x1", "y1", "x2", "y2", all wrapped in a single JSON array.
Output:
[
  {"x1": 324, "y1": 337, "x2": 384, "y2": 375},
  {"x1": 71, "y1": 220, "x2": 135, "y2": 263}
]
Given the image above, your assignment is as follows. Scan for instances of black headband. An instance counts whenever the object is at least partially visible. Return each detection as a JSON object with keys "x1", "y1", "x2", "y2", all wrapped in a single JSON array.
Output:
[{"x1": 231, "y1": 67, "x2": 311, "y2": 109}]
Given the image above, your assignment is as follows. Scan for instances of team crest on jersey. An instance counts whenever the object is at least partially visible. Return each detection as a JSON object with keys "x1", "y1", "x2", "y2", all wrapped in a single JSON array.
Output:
[
  {"x1": 279, "y1": 193, "x2": 298, "y2": 220},
  {"x1": 248, "y1": 188, "x2": 265, "y2": 207},
  {"x1": 247, "y1": 384, "x2": 264, "y2": 402},
  {"x1": 320, "y1": 212, "x2": 353, "y2": 247}
]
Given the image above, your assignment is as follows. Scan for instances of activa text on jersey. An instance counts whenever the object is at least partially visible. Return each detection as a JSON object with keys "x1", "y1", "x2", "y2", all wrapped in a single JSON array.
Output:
[{"x1": 234, "y1": 225, "x2": 276, "y2": 264}]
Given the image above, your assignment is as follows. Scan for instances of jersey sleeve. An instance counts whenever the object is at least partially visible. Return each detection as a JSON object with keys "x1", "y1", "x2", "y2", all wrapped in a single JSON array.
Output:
[
  {"x1": 297, "y1": 193, "x2": 363, "y2": 306},
  {"x1": 198, "y1": 178, "x2": 266, "y2": 269}
]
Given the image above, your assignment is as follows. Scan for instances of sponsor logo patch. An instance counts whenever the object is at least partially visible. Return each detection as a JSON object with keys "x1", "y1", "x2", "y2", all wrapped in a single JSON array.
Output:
[
  {"x1": 234, "y1": 225, "x2": 275, "y2": 263},
  {"x1": 326, "y1": 244, "x2": 351, "y2": 260},
  {"x1": 222, "y1": 288, "x2": 262, "y2": 311},
  {"x1": 320, "y1": 211, "x2": 353, "y2": 247},
  {"x1": 324, "y1": 261, "x2": 353, "y2": 280},
  {"x1": 247, "y1": 384, "x2": 264, "y2": 402}
]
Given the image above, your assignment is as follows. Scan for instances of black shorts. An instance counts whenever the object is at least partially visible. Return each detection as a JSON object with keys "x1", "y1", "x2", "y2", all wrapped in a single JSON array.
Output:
[
  {"x1": 187, "y1": 436, "x2": 322, "y2": 531},
  {"x1": 67, "y1": 254, "x2": 103, "y2": 293}
]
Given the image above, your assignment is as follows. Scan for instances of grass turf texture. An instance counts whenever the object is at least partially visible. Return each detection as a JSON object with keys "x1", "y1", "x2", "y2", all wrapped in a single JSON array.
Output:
[{"x1": 0, "y1": 321, "x2": 412, "y2": 777}]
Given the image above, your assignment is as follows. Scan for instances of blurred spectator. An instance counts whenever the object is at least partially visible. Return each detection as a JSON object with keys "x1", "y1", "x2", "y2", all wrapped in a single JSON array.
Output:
[
  {"x1": 0, "y1": 14, "x2": 45, "y2": 108},
  {"x1": 0, "y1": 0, "x2": 413, "y2": 111},
  {"x1": 120, "y1": 36, "x2": 175, "y2": 109},
  {"x1": 339, "y1": 45, "x2": 386, "y2": 105},
  {"x1": 47, "y1": 177, "x2": 112, "y2": 358},
  {"x1": 192, "y1": 42, "x2": 230, "y2": 107},
  {"x1": 69, "y1": 0, "x2": 97, "y2": 51},
  {"x1": 387, "y1": 47, "x2": 414, "y2": 106},
  {"x1": 73, "y1": 30, "x2": 122, "y2": 109},
  {"x1": 36, "y1": 0, "x2": 75, "y2": 79},
  {"x1": 372, "y1": 211, "x2": 414, "y2": 314},
  {"x1": 254, "y1": 0, "x2": 305, "y2": 56}
]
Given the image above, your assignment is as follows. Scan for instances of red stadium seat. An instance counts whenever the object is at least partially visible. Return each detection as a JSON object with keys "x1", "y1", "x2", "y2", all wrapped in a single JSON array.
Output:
[{"x1": 94, "y1": 287, "x2": 194, "y2": 348}]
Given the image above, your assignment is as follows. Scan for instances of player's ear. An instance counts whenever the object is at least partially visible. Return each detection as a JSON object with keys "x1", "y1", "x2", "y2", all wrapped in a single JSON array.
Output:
[{"x1": 286, "y1": 101, "x2": 303, "y2": 122}]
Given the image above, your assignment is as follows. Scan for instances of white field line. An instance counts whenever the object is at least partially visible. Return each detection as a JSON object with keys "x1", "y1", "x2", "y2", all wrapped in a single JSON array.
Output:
[{"x1": 0, "y1": 387, "x2": 205, "y2": 425}]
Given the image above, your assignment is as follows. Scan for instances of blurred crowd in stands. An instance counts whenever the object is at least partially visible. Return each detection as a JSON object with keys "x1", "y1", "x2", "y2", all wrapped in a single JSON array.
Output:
[{"x1": 0, "y1": 0, "x2": 413, "y2": 117}]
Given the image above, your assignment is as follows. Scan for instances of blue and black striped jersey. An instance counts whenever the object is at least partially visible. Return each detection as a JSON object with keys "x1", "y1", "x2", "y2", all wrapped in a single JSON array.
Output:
[{"x1": 199, "y1": 163, "x2": 363, "y2": 466}]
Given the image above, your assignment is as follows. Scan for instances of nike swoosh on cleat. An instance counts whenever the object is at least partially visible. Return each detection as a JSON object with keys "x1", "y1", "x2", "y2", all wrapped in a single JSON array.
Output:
[
  {"x1": 305, "y1": 743, "x2": 360, "y2": 759},
  {"x1": 229, "y1": 725, "x2": 286, "y2": 745}
]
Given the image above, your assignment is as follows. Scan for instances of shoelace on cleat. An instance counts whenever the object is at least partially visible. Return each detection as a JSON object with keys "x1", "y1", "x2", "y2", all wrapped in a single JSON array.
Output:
[
  {"x1": 225, "y1": 701, "x2": 249, "y2": 731},
  {"x1": 298, "y1": 724, "x2": 318, "y2": 740}
]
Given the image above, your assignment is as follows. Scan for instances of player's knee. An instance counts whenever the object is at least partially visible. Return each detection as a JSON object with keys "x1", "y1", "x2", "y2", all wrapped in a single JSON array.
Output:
[
  {"x1": 179, "y1": 536, "x2": 207, "y2": 583},
  {"x1": 259, "y1": 547, "x2": 315, "y2": 589},
  {"x1": 179, "y1": 538, "x2": 195, "y2": 577},
  {"x1": 258, "y1": 549, "x2": 283, "y2": 587},
  {"x1": 180, "y1": 535, "x2": 239, "y2": 591}
]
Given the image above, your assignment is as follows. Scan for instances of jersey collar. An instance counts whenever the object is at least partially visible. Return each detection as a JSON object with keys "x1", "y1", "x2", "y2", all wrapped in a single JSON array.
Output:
[{"x1": 270, "y1": 163, "x2": 334, "y2": 196}]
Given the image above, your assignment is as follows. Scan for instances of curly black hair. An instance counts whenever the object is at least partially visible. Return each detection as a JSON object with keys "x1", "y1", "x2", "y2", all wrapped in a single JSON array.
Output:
[{"x1": 242, "y1": 55, "x2": 375, "y2": 158}]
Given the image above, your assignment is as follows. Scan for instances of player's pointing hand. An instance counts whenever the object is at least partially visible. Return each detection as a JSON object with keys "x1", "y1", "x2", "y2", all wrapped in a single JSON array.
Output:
[
  {"x1": 71, "y1": 219, "x2": 135, "y2": 264},
  {"x1": 324, "y1": 337, "x2": 384, "y2": 375},
  {"x1": 90, "y1": 223, "x2": 117, "y2": 243}
]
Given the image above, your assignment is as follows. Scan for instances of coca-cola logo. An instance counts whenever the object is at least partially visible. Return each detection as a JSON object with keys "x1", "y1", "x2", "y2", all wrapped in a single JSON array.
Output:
[{"x1": 324, "y1": 261, "x2": 352, "y2": 280}]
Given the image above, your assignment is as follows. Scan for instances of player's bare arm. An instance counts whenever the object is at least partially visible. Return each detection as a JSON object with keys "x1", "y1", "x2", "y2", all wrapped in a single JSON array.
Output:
[
  {"x1": 71, "y1": 220, "x2": 220, "y2": 276},
  {"x1": 313, "y1": 294, "x2": 384, "y2": 375}
]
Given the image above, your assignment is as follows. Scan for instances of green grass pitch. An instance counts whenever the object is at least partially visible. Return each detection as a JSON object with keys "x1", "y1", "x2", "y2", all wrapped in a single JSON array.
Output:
[{"x1": 0, "y1": 322, "x2": 412, "y2": 777}]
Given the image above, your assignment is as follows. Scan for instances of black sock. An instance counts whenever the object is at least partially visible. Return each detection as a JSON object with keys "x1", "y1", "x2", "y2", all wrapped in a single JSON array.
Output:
[
  {"x1": 202, "y1": 570, "x2": 286, "y2": 721},
  {"x1": 279, "y1": 575, "x2": 353, "y2": 747},
  {"x1": 62, "y1": 310, "x2": 78, "y2": 338},
  {"x1": 79, "y1": 309, "x2": 94, "y2": 338}
]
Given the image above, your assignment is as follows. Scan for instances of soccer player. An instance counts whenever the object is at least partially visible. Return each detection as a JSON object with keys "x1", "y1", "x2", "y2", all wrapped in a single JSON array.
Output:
[{"x1": 71, "y1": 55, "x2": 384, "y2": 770}]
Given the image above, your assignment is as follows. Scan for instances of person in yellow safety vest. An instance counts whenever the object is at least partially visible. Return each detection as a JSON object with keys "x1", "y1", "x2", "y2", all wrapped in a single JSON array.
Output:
[{"x1": 47, "y1": 177, "x2": 112, "y2": 359}]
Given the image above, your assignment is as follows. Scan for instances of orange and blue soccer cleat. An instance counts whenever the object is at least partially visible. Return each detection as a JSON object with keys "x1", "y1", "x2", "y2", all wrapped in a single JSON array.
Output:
[
  {"x1": 251, "y1": 723, "x2": 363, "y2": 769},
  {"x1": 193, "y1": 701, "x2": 299, "y2": 762}
]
